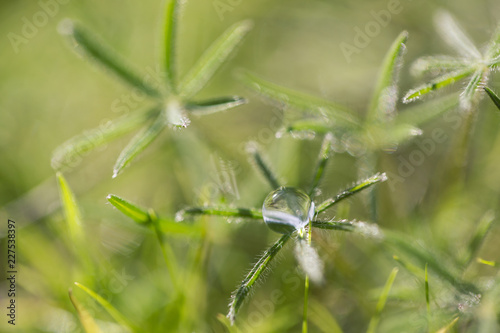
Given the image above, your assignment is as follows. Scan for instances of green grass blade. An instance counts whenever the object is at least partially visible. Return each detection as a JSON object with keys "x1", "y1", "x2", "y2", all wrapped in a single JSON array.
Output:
[
  {"x1": 112, "y1": 113, "x2": 166, "y2": 178},
  {"x1": 366, "y1": 267, "x2": 398, "y2": 333},
  {"x1": 425, "y1": 263, "x2": 430, "y2": 320},
  {"x1": 464, "y1": 211, "x2": 495, "y2": 267},
  {"x1": 435, "y1": 317, "x2": 459, "y2": 333},
  {"x1": 163, "y1": 0, "x2": 182, "y2": 90},
  {"x1": 59, "y1": 19, "x2": 160, "y2": 97},
  {"x1": 309, "y1": 300, "x2": 344, "y2": 333},
  {"x1": 57, "y1": 172, "x2": 83, "y2": 244},
  {"x1": 74, "y1": 282, "x2": 138, "y2": 332},
  {"x1": 51, "y1": 108, "x2": 155, "y2": 171},
  {"x1": 186, "y1": 96, "x2": 247, "y2": 116},
  {"x1": 284, "y1": 119, "x2": 333, "y2": 136},
  {"x1": 176, "y1": 206, "x2": 263, "y2": 221},
  {"x1": 179, "y1": 20, "x2": 253, "y2": 98},
  {"x1": 246, "y1": 142, "x2": 281, "y2": 189},
  {"x1": 237, "y1": 70, "x2": 360, "y2": 128},
  {"x1": 484, "y1": 87, "x2": 500, "y2": 111},
  {"x1": 384, "y1": 231, "x2": 479, "y2": 294},
  {"x1": 316, "y1": 173, "x2": 387, "y2": 214},
  {"x1": 367, "y1": 31, "x2": 408, "y2": 123},
  {"x1": 402, "y1": 68, "x2": 474, "y2": 103},
  {"x1": 311, "y1": 220, "x2": 356, "y2": 232},
  {"x1": 309, "y1": 133, "x2": 334, "y2": 197},
  {"x1": 460, "y1": 69, "x2": 485, "y2": 110},
  {"x1": 69, "y1": 289, "x2": 102, "y2": 333},
  {"x1": 410, "y1": 56, "x2": 471, "y2": 77},
  {"x1": 107, "y1": 194, "x2": 150, "y2": 224},
  {"x1": 227, "y1": 233, "x2": 292, "y2": 324},
  {"x1": 217, "y1": 314, "x2": 241, "y2": 333},
  {"x1": 396, "y1": 93, "x2": 458, "y2": 127},
  {"x1": 434, "y1": 10, "x2": 481, "y2": 59}
]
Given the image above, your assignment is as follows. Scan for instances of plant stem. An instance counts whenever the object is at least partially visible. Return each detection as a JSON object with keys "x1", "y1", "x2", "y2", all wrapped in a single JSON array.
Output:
[{"x1": 302, "y1": 220, "x2": 313, "y2": 333}]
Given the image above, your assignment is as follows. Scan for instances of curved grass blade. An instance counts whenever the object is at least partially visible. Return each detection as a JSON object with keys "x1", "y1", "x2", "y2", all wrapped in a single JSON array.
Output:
[
  {"x1": 186, "y1": 96, "x2": 247, "y2": 116},
  {"x1": 486, "y1": 24, "x2": 500, "y2": 59},
  {"x1": 460, "y1": 69, "x2": 485, "y2": 110},
  {"x1": 59, "y1": 19, "x2": 160, "y2": 97},
  {"x1": 227, "y1": 233, "x2": 292, "y2": 324},
  {"x1": 112, "y1": 113, "x2": 166, "y2": 178},
  {"x1": 163, "y1": 0, "x2": 182, "y2": 90},
  {"x1": 436, "y1": 317, "x2": 459, "y2": 333},
  {"x1": 311, "y1": 220, "x2": 356, "y2": 232},
  {"x1": 410, "y1": 56, "x2": 471, "y2": 77},
  {"x1": 425, "y1": 263, "x2": 431, "y2": 327},
  {"x1": 74, "y1": 282, "x2": 138, "y2": 332},
  {"x1": 316, "y1": 173, "x2": 387, "y2": 214},
  {"x1": 217, "y1": 314, "x2": 241, "y2": 333},
  {"x1": 464, "y1": 211, "x2": 494, "y2": 267},
  {"x1": 176, "y1": 206, "x2": 263, "y2": 221},
  {"x1": 434, "y1": 10, "x2": 481, "y2": 59},
  {"x1": 107, "y1": 194, "x2": 150, "y2": 224},
  {"x1": 396, "y1": 93, "x2": 458, "y2": 127},
  {"x1": 246, "y1": 142, "x2": 281, "y2": 189},
  {"x1": 367, "y1": 31, "x2": 408, "y2": 123},
  {"x1": 403, "y1": 68, "x2": 474, "y2": 103},
  {"x1": 57, "y1": 172, "x2": 83, "y2": 244},
  {"x1": 384, "y1": 231, "x2": 480, "y2": 294},
  {"x1": 309, "y1": 133, "x2": 334, "y2": 197},
  {"x1": 284, "y1": 119, "x2": 333, "y2": 135},
  {"x1": 309, "y1": 300, "x2": 344, "y2": 333},
  {"x1": 51, "y1": 108, "x2": 155, "y2": 170},
  {"x1": 237, "y1": 70, "x2": 360, "y2": 128},
  {"x1": 69, "y1": 289, "x2": 102, "y2": 333},
  {"x1": 179, "y1": 20, "x2": 253, "y2": 98},
  {"x1": 484, "y1": 87, "x2": 500, "y2": 111},
  {"x1": 366, "y1": 267, "x2": 398, "y2": 333}
]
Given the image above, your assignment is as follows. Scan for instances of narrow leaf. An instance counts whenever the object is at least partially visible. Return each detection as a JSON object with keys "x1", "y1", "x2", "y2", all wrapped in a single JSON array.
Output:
[
  {"x1": 228, "y1": 233, "x2": 292, "y2": 324},
  {"x1": 403, "y1": 68, "x2": 474, "y2": 103},
  {"x1": 435, "y1": 317, "x2": 459, "y2": 333},
  {"x1": 51, "y1": 108, "x2": 155, "y2": 170},
  {"x1": 366, "y1": 268, "x2": 399, "y2": 333},
  {"x1": 396, "y1": 93, "x2": 458, "y2": 127},
  {"x1": 186, "y1": 96, "x2": 247, "y2": 116},
  {"x1": 163, "y1": 0, "x2": 182, "y2": 90},
  {"x1": 309, "y1": 300, "x2": 344, "y2": 333},
  {"x1": 309, "y1": 133, "x2": 334, "y2": 197},
  {"x1": 484, "y1": 87, "x2": 500, "y2": 111},
  {"x1": 176, "y1": 206, "x2": 263, "y2": 221},
  {"x1": 107, "y1": 194, "x2": 150, "y2": 224},
  {"x1": 69, "y1": 289, "x2": 102, "y2": 333},
  {"x1": 316, "y1": 173, "x2": 387, "y2": 214},
  {"x1": 74, "y1": 282, "x2": 137, "y2": 332},
  {"x1": 59, "y1": 19, "x2": 160, "y2": 97},
  {"x1": 246, "y1": 142, "x2": 281, "y2": 189},
  {"x1": 434, "y1": 11, "x2": 481, "y2": 59},
  {"x1": 179, "y1": 20, "x2": 253, "y2": 98},
  {"x1": 113, "y1": 113, "x2": 166, "y2": 178},
  {"x1": 384, "y1": 231, "x2": 480, "y2": 294},
  {"x1": 311, "y1": 220, "x2": 355, "y2": 232},
  {"x1": 217, "y1": 314, "x2": 241, "y2": 333},
  {"x1": 284, "y1": 119, "x2": 333, "y2": 136},
  {"x1": 411, "y1": 56, "x2": 471, "y2": 77},
  {"x1": 465, "y1": 210, "x2": 495, "y2": 267},
  {"x1": 57, "y1": 172, "x2": 83, "y2": 243},
  {"x1": 425, "y1": 263, "x2": 430, "y2": 316},
  {"x1": 460, "y1": 69, "x2": 485, "y2": 110},
  {"x1": 238, "y1": 70, "x2": 360, "y2": 128},
  {"x1": 367, "y1": 31, "x2": 408, "y2": 123}
]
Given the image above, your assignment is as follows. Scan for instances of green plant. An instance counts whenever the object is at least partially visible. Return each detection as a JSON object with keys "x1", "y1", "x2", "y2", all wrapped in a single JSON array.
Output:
[
  {"x1": 51, "y1": 0, "x2": 252, "y2": 178},
  {"x1": 237, "y1": 31, "x2": 457, "y2": 221},
  {"x1": 177, "y1": 134, "x2": 387, "y2": 329}
]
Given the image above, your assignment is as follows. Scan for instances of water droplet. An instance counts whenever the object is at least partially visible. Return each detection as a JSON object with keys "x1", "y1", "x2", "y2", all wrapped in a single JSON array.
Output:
[{"x1": 262, "y1": 187, "x2": 315, "y2": 234}]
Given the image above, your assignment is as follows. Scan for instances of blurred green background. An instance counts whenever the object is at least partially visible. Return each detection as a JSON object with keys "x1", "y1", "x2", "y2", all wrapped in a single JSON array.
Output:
[{"x1": 1, "y1": 0, "x2": 500, "y2": 332}]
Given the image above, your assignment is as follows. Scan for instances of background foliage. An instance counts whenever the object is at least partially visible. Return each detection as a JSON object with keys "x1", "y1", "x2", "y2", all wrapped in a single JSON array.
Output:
[{"x1": 1, "y1": 0, "x2": 500, "y2": 332}]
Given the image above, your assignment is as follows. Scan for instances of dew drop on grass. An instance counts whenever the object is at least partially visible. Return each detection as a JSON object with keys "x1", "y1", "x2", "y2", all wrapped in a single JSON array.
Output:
[{"x1": 262, "y1": 187, "x2": 315, "y2": 234}]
